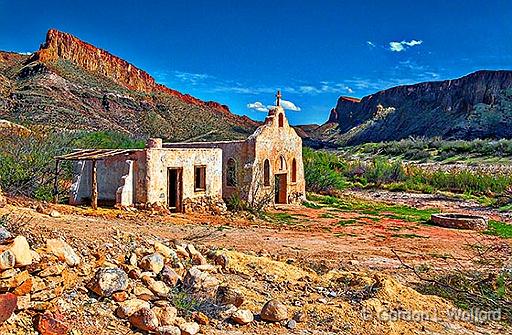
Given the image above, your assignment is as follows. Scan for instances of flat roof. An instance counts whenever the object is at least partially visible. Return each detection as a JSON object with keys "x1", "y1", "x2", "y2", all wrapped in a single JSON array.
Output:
[{"x1": 55, "y1": 149, "x2": 142, "y2": 161}]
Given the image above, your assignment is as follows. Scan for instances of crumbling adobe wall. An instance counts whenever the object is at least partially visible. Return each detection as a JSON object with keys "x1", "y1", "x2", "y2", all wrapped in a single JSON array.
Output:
[{"x1": 69, "y1": 154, "x2": 141, "y2": 206}]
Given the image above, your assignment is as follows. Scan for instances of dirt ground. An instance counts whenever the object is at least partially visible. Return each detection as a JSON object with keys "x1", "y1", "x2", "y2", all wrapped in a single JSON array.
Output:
[
  {"x1": 2, "y1": 191, "x2": 507, "y2": 283},
  {"x1": 1, "y1": 191, "x2": 510, "y2": 334}
]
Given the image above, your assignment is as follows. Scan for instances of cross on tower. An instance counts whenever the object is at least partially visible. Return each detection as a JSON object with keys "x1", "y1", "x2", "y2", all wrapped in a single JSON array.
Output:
[{"x1": 276, "y1": 90, "x2": 282, "y2": 107}]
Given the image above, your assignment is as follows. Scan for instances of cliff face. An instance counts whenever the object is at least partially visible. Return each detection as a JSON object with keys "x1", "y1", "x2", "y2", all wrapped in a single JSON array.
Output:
[
  {"x1": 0, "y1": 30, "x2": 258, "y2": 141},
  {"x1": 32, "y1": 29, "x2": 243, "y2": 118},
  {"x1": 324, "y1": 70, "x2": 512, "y2": 144}
]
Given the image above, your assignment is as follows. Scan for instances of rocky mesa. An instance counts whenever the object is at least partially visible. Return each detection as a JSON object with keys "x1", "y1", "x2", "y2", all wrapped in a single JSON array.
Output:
[{"x1": 317, "y1": 70, "x2": 512, "y2": 145}]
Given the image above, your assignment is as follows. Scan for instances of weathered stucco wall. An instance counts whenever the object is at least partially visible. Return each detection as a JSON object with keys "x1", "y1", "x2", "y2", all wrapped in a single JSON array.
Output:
[
  {"x1": 70, "y1": 156, "x2": 140, "y2": 205},
  {"x1": 163, "y1": 140, "x2": 253, "y2": 200},
  {"x1": 249, "y1": 106, "x2": 306, "y2": 204},
  {"x1": 145, "y1": 147, "x2": 223, "y2": 206}
]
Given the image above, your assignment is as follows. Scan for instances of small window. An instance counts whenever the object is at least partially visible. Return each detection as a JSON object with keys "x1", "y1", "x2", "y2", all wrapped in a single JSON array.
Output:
[
  {"x1": 227, "y1": 158, "x2": 237, "y2": 187},
  {"x1": 291, "y1": 158, "x2": 297, "y2": 182},
  {"x1": 278, "y1": 113, "x2": 284, "y2": 127},
  {"x1": 279, "y1": 156, "x2": 286, "y2": 171},
  {"x1": 194, "y1": 166, "x2": 206, "y2": 191},
  {"x1": 263, "y1": 159, "x2": 270, "y2": 186}
]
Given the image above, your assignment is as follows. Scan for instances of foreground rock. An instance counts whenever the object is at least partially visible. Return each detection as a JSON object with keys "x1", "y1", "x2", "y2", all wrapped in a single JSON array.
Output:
[
  {"x1": 139, "y1": 253, "x2": 165, "y2": 274},
  {"x1": 215, "y1": 286, "x2": 244, "y2": 307},
  {"x1": 46, "y1": 239, "x2": 81, "y2": 266},
  {"x1": 116, "y1": 299, "x2": 150, "y2": 318},
  {"x1": 88, "y1": 267, "x2": 128, "y2": 297},
  {"x1": 8, "y1": 236, "x2": 32, "y2": 266},
  {"x1": 260, "y1": 300, "x2": 288, "y2": 322},
  {"x1": 231, "y1": 309, "x2": 253, "y2": 325},
  {"x1": 0, "y1": 250, "x2": 15, "y2": 270},
  {"x1": 129, "y1": 307, "x2": 159, "y2": 332},
  {"x1": 0, "y1": 293, "x2": 17, "y2": 324}
]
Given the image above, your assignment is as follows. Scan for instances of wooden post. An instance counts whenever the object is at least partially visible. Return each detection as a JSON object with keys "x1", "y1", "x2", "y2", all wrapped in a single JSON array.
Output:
[
  {"x1": 91, "y1": 160, "x2": 98, "y2": 210},
  {"x1": 53, "y1": 159, "x2": 60, "y2": 204}
]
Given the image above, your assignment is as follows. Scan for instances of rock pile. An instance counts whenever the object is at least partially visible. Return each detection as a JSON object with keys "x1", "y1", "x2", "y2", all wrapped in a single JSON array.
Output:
[{"x1": 0, "y1": 226, "x2": 298, "y2": 334}]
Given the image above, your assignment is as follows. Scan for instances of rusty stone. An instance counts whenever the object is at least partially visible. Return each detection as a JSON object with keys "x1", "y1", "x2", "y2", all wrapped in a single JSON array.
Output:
[
  {"x1": 0, "y1": 293, "x2": 17, "y2": 324},
  {"x1": 34, "y1": 312, "x2": 69, "y2": 335}
]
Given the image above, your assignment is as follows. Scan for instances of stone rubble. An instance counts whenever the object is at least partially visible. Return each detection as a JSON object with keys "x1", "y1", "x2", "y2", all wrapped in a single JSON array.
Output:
[{"x1": 0, "y1": 225, "x2": 299, "y2": 334}]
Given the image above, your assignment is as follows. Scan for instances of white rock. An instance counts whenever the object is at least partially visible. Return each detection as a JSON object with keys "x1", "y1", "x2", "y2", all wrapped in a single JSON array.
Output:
[
  {"x1": 116, "y1": 298, "x2": 151, "y2": 318},
  {"x1": 179, "y1": 321, "x2": 200, "y2": 335},
  {"x1": 46, "y1": 239, "x2": 81, "y2": 267},
  {"x1": 139, "y1": 253, "x2": 164, "y2": 274},
  {"x1": 231, "y1": 309, "x2": 254, "y2": 325},
  {"x1": 8, "y1": 236, "x2": 32, "y2": 267}
]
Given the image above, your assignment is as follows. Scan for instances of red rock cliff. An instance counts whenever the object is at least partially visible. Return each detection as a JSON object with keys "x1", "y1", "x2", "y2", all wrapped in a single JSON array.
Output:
[{"x1": 33, "y1": 29, "x2": 242, "y2": 118}]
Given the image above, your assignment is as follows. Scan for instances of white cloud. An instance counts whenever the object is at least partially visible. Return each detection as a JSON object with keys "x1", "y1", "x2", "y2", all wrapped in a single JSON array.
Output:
[
  {"x1": 174, "y1": 71, "x2": 210, "y2": 85},
  {"x1": 247, "y1": 101, "x2": 268, "y2": 112},
  {"x1": 279, "y1": 99, "x2": 301, "y2": 112},
  {"x1": 389, "y1": 39, "x2": 423, "y2": 52},
  {"x1": 366, "y1": 41, "x2": 376, "y2": 48}
]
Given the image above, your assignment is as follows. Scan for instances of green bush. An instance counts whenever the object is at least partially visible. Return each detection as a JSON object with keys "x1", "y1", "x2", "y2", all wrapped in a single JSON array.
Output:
[
  {"x1": 0, "y1": 129, "x2": 146, "y2": 201},
  {"x1": 303, "y1": 148, "x2": 347, "y2": 193}
]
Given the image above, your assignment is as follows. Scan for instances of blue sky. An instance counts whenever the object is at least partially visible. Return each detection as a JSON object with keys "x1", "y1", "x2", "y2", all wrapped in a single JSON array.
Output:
[{"x1": 1, "y1": 0, "x2": 511, "y2": 125}]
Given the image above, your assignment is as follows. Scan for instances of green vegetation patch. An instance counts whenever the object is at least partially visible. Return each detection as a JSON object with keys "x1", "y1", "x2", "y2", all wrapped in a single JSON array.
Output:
[{"x1": 484, "y1": 220, "x2": 512, "y2": 239}]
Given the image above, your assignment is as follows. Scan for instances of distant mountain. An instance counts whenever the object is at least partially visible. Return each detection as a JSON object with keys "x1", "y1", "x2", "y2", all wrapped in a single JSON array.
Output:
[
  {"x1": 306, "y1": 70, "x2": 512, "y2": 146},
  {"x1": 0, "y1": 29, "x2": 258, "y2": 141}
]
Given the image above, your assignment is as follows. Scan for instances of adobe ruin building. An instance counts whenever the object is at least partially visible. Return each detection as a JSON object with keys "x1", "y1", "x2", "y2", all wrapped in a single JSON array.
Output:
[{"x1": 56, "y1": 100, "x2": 306, "y2": 212}]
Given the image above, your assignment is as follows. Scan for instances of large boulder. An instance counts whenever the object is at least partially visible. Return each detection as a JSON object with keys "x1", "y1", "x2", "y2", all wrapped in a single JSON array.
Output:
[{"x1": 128, "y1": 307, "x2": 159, "y2": 332}]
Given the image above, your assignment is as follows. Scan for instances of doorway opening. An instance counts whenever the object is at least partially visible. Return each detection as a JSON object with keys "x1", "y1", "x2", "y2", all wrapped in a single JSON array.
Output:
[
  {"x1": 274, "y1": 173, "x2": 287, "y2": 204},
  {"x1": 168, "y1": 168, "x2": 183, "y2": 213}
]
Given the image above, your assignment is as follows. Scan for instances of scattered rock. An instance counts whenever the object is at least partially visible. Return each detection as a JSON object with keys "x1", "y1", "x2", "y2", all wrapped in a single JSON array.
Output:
[
  {"x1": 260, "y1": 299, "x2": 288, "y2": 322},
  {"x1": 231, "y1": 309, "x2": 253, "y2": 325},
  {"x1": 144, "y1": 277, "x2": 170, "y2": 297},
  {"x1": 8, "y1": 236, "x2": 32, "y2": 267},
  {"x1": 156, "y1": 325, "x2": 181, "y2": 335},
  {"x1": 153, "y1": 306, "x2": 177, "y2": 326},
  {"x1": 46, "y1": 239, "x2": 81, "y2": 267},
  {"x1": 112, "y1": 291, "x2": 128, "y2": 302},
  {"x1": 129, "y1": 307, "x2": 159, "y2": 332},
  {"x1": 116, "y1": 299, "x2": 151, "y2": 319},
  {"x1": 193, "y1": 311, "x2": 209, "y2": 325},
  {"x1": 48, "y1": 210, "x2": 61, "y2": 218},
  {"x1": 88, "y1": 267, "x2": 128, "y2": 297},
  {"x1": 133, "y1": 284, "x2": 155, "y2": 301},
  {"x1": 0, "y1": 250, "x2": 15, "y2": 270},
  {"x1": 33, "y1": 312, "x2": 69, "y2": 335},
  {"x1": 287, "y1": 319, "x2": 297, "y2": 329},
  {"x1": 183, "y1": 267, "x2": 219, "y2": 291},
  {"x1": 0, "y1": 227, "x2": 12, "y2": 244},
  {"x1": 139, "y1": 253, "x2": 165, "y2": 273},
  {"x1": 0, "y1": 293, "x2": 17, "y2": 324},
  {"x1": 154, "y1": 242, "x2": 176, "y2": 259},
  {"x1": 215, "y1": 286, "x2": 244, "y2": 307},
  {"x1": 161, "y1": 265, "x2": 181, "y2": 287},
  {"x1": 179, "y1": 321, "x2": 200, "y2": 335}
]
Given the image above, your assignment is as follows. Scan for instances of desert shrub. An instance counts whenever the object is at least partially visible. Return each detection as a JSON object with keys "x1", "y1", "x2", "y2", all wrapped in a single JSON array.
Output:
[
  {"x1": 0, "y1": 129, "x2": 73, "y2": 200},
  {"x1": 0, "y1": 129, "x2": 146, "y2": 201},
  {"x1": 303, "y1": 147, "x2": 347, "y2": 193},
  {"x1": 71, "y1": 131, "x2": 145, "y2": 149}
]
